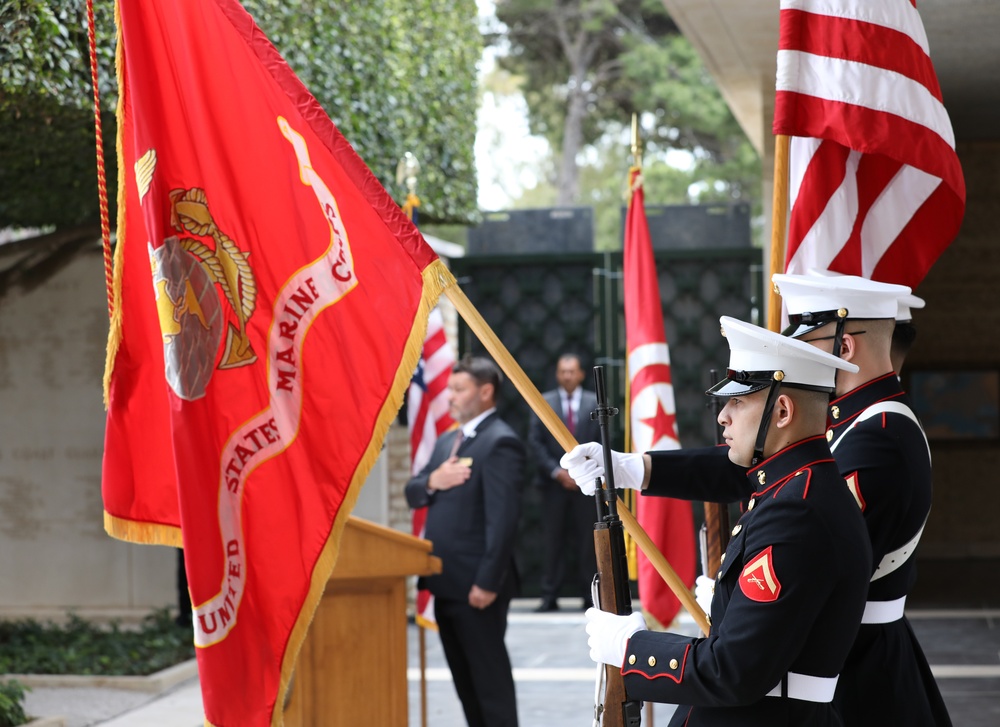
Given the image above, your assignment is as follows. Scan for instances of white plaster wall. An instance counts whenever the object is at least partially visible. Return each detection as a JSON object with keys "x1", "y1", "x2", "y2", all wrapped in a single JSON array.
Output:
[{"x1": 0, "y1": 246, "x2": 176, "y2": 621}]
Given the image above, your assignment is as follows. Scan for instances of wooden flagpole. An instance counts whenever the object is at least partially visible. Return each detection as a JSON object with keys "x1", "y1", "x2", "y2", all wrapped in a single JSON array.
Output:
[
  {"x1": 444, "y1": 284, "x2": 711, "y2": 636},
  {"x1": 767, "y1": 134, "x2": 791, "y2": 333}
]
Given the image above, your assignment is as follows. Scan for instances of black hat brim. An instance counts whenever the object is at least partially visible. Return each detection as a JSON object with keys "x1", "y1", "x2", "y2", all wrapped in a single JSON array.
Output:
[
  {"x1": 706, "y1": 378, "x2": 770, "y2": 397},
  {"x1": 782, "y1": 321, "x2": 825, "y2": 338}
]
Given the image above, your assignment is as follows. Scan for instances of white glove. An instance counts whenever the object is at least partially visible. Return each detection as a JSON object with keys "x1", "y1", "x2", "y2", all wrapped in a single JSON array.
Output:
[
  {"x1": 585, "y1": 608, "x2": 648, "y2": 667},
  {"x1": 694, "y1": 575, "x2": 715, "y2": 615},
  {"x1": 559, "y1": 442, "x2": 645, "y2": 496}
]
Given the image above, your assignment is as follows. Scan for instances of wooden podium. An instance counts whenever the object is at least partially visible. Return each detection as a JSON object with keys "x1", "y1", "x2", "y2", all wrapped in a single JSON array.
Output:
[{"x1": 283, "y1": 516, "x2": 442, "y2": 726}]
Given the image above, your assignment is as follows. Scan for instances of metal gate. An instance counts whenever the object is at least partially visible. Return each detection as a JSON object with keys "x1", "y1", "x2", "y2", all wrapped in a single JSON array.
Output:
[{"x1": 450, "y1": 248, "x2": 762, "y2": 597}]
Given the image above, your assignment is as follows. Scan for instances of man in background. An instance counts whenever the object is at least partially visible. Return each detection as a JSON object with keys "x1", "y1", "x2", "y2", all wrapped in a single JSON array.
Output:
[
  {"x1": 528, "y1": 353, "x2": 599, "y2": 612},
  {"x1": 405, "y1": 355, "x2": 525, "y2": 727}
]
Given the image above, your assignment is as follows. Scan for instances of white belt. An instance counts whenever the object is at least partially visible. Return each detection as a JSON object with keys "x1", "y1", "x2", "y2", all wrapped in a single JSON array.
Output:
[
  {"x1": 861, "y1": 596, "x2": 906, "y2": 624},
  {"x1": 871, "y1": 522, "x2": 926, "y2": 581},
  {"x1": 765, "y1": 672, "x2": 839, "y2": 702}
]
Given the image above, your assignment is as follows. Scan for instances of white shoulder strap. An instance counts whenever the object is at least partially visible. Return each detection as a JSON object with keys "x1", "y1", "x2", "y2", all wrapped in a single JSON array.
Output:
[
  {"x1": 828, "y1": 401, "x2": 932, "y2": 582},
  {"x1": 830, "y1": 401, "x2": 931, "y2": 461}
]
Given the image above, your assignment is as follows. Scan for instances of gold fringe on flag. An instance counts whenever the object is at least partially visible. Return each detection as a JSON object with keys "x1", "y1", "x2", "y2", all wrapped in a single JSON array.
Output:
[{"x1": 104, "y1": 512, "x2": 183, "y2": 548}]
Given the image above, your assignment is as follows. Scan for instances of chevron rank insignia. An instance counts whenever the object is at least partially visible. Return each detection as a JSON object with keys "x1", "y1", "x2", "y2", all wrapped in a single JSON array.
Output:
[{"x1": 739, "y1": 546, "x2": 781, "y2": 602}]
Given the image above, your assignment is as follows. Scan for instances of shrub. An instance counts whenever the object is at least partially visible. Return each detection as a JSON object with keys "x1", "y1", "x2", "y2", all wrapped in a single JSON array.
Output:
[
  {"x1": 0, "y1": 608, "x2": 194, "y2": 677},
  {"x1": 0, "y1": 680, "x2": 29, "y2": 727}
]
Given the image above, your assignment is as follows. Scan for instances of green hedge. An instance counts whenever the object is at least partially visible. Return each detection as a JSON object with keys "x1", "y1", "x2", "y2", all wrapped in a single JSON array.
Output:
[
  {"x1": 0, "y1": 1, "x2": 480, "y2": 229},
  {"x1": 0, "y1": 609, "x2": 194, "y2": 677}
]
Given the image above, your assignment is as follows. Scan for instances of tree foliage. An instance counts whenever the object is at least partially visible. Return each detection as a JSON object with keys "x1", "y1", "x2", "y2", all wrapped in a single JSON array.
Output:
[
  {"x1": 0, "y1": 0, "x2": 481, "y2": 230},
  {"x1": 492, "y1": 0, "x2": 760, "y2": 219}
]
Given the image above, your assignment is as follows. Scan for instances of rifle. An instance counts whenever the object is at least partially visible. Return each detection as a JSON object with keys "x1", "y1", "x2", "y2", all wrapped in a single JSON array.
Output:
[
  {"x1": 698, "y1": 368, "x2": 731, "y2": 581},
  {"x1": 590, "y1": 366, "x2": 642, "y2": 727}
]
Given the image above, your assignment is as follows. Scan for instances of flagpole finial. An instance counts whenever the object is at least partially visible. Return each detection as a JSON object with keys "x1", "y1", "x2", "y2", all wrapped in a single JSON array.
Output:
[
  {"x1": 630, "y1": 113, "x2": 642, "y2": 169},
  {"x1": 396, "y1": 151, "x2": 421, "y2": 195},
  {"x1": 397, "y1": 152, "x2": 422, "y2": 222}
]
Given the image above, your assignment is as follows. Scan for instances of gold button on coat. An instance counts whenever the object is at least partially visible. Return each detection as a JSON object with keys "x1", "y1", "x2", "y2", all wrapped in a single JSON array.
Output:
[
  {"x1": 826, "y1": 430, "x2": 834, "y2": 441},
  {"x1": 731, "y1": 524, "x2": 742, "y2": 536},
  {"x1": 669, "y1": 659, "x2": 679, "y2": 669},
  {"x1": 719, "y1": 552, "x2": 726, "y2": 564},
  {"x1": 747, "y1": 499, "x2": 755, "y2": 511},
  {"x1": 628, "y1": 654, "x2": 636, "y2": 665},
  {"x1": 648, "y1": 656, "x2": 656, "y2": 667}
]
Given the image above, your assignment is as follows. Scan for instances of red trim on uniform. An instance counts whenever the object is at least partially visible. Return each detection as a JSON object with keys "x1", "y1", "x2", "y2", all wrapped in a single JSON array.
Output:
[
  {"x1": 827, "y1": 372, "x2": 905, "y2": 430},
  {"x1": 845, "y1": 471, "x2": 866, "y2": 511},
  {"x1": 757, "y1": 458, "x2": 832, "y2": 500},
  {"x1": 621, "y1": 643, "x2": 690, "y2": 684},
  {"x1": 748, "y1": 434, "x2": 828, "y2": 480},
  {"x1": 829, "y1": 373, "x2": 897, "y2": 406},
  {"x1": 882, "y1": 412, "x2": 887, "y2": 428}
]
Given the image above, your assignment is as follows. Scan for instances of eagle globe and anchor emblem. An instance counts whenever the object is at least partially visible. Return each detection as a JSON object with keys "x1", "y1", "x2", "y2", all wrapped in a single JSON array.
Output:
[{"x1": 149, "y1": 183, "x2": 258, "y2": 401}]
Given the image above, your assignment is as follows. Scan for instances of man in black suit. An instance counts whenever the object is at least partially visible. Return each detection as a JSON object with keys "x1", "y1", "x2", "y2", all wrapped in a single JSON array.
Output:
[
  {"x1": 528, "y1": 353, "x2": 600, "y2": 612},
  {"x1": 405, "y1": 355, "x2": 525, "y2": 727}
]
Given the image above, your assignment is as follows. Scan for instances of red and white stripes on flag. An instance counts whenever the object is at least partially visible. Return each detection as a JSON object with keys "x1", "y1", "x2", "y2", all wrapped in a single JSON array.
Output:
[
  {"x1": 774, "y1": 0, "x2": 965, "y2": 289},
  {"x1": 624, "y1": 168, "x2": 696, "y2": 629},
  {"x1": 407, "y1": 306, "x2": 456, "y2": 628}
]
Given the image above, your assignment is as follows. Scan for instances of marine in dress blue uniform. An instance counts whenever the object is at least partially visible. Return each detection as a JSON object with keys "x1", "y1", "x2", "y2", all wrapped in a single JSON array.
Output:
[
  {"x1": 775, "y1": 272, "x2": 951, "y2": 726},
  {"x1": 564, "y1": 317, "x2": 872, "y2": 726}
]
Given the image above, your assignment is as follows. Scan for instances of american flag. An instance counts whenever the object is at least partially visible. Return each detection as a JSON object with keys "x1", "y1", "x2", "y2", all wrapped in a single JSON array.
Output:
[
  {"x1": 407, "y1": 306, "x2": 456, "y2": 628},
  {"x1": 775, "y1": 0, "x2": 965, "y2": 289}
]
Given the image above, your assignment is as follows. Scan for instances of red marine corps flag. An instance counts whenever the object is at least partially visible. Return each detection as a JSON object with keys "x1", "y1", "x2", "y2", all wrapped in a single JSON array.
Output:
[
  {"x1": 407, "y1": 306, "x2": 456, "y2": 628},
  {"x1": 623, "y1": 166, "x2": 696, "y2": 628},
  {"x1": 101, "y1": 1, "x2": 452, "y2": 725},
  {"x1": 775, "y1": 0, "x2": 965, "y2": 288}
]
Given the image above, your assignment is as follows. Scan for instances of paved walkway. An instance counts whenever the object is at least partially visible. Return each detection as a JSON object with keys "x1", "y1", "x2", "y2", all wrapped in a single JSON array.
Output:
[{"x1": 20, "y1": 600, "x2": 1000, "y2": 726}]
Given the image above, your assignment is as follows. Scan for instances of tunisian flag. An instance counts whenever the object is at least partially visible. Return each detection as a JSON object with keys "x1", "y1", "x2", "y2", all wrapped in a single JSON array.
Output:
[
  {"x1": 774, "y1": 0, "x2": 965, "y2": 288},
  {"x1": 623, "y1": 167, "x2": 696, "y2": 628},
  {"x1": 101, "y1": 1, "x2": 452, "y2": 724},
  {"x1": 407, "y1": 306, "x2": 456, "y2": 628}
]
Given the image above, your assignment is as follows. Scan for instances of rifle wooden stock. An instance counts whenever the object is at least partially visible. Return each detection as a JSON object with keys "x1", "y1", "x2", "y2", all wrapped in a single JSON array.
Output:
[
  {"x1": 700, "y1": 503, "x2": 731, "y2": 580},
  {"x1": 594, "y1": 521, "x2": 640, "y2": 727},
  {"x1": 701, "y1": 370, "x2": 731, "y2": 581}
]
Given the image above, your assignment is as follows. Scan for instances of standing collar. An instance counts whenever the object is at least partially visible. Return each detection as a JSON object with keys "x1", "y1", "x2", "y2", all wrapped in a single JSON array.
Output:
[
  {"x1": 745, "y1": 435, "x2": 835, "y2": 492},
  {"x1": 828, "y1": 373, "x2": 905, "y2": 429}
]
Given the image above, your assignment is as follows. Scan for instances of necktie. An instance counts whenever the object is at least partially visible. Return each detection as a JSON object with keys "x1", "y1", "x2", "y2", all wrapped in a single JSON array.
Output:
[
  {"x1": 565, "y1": 398, "x2": 575, "y2": 435},
  {"x1": 449, "y1": 429, "x2": 464, "y2": 457}
]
